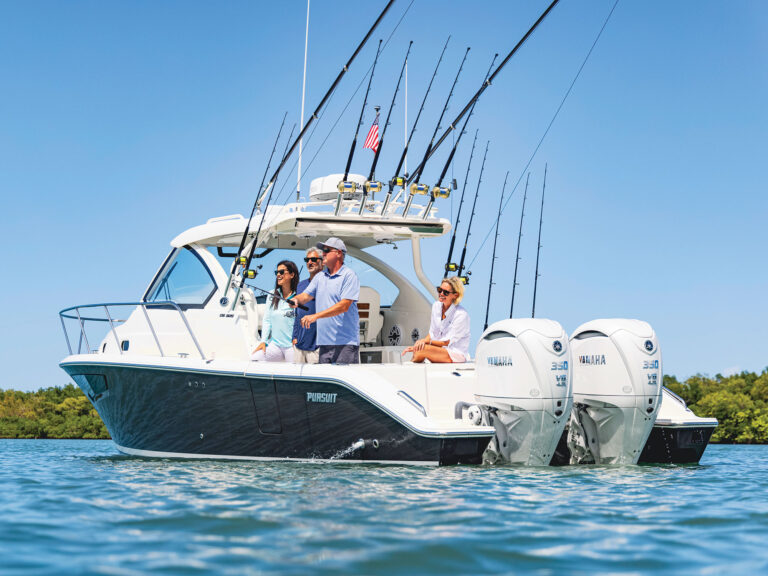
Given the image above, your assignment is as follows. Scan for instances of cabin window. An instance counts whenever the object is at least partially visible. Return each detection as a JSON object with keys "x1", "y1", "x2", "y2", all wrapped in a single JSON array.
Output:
[
  {"x1": 145, "y1": 246, "x2": 217, "y2": 308},
  {"x1": 206, "y1": 247, "x2": 399, "y2": 306}
]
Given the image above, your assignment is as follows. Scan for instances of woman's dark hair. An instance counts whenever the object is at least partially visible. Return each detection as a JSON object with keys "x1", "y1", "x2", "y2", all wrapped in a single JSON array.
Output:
[{"x1": 272, "y1": 260, "x2": 299, "y2": 309}]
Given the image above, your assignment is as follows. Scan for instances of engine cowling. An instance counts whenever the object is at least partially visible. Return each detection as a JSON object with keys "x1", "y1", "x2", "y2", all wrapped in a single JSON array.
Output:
[
  {"x1": 474, "y1": 319, "x2": 572, "y2": 465},
  {"x1": 568, "y1": 319, "x2": 663, "y2": 465}
]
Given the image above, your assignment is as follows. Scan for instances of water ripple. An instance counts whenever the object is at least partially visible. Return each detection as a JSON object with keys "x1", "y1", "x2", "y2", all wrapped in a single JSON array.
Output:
[{"x1": 1, "y1": 441, "x2": 768, "y2": 574}]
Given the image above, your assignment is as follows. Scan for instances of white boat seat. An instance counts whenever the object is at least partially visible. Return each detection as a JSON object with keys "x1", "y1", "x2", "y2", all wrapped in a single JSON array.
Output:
[{"x1": 358, "y1": 286, "x2": 383, "y2": 345}]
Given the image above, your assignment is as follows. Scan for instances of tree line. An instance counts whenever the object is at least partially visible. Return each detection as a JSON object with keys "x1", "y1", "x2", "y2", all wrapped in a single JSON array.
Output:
[
  {"x1": 1, "y1": 369, "x2": 767, "y2": 442},
  {"x1": 664, "y1": 368, "x2": 768, "y2": 444},
  {"x1": 0, "y1": 385, "x2": 109, "y2": 439}
]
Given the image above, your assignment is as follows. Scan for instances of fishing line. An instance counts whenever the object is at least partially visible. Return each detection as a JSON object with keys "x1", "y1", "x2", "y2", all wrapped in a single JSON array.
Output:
[{"x1": 465, "y1": 0, "x2": 620, "y2": 271}]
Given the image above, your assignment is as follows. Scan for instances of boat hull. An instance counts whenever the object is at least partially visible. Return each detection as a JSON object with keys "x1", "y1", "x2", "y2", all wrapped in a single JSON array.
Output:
[
  {"x1": 61, "y1": 361, "x2": 490, "y2": 465},
  {"x1": 637, "y1": 424, "x2": 716, "y2": 464}
]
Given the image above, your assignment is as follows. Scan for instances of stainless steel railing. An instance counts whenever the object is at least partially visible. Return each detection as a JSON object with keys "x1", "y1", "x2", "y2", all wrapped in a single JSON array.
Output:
[{"x1": 59, "y1": 301, "x2": 206, "y2": 360}]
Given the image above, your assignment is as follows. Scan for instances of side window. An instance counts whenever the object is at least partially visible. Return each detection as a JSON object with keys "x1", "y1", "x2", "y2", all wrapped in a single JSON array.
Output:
[{"x1": 145, "y1": 247, "x2": 217, "y2": 307}]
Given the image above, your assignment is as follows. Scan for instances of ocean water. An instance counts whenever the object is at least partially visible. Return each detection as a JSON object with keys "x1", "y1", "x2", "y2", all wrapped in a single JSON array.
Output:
[{"x1": 1, "y1": 441, "x2": 767, "y2": 575}]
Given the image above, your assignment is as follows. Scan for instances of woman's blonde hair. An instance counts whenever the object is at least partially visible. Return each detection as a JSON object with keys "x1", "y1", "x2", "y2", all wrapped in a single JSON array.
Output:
[{"x1": 440, "y1": 276, "x2": 465, "y2": 304}]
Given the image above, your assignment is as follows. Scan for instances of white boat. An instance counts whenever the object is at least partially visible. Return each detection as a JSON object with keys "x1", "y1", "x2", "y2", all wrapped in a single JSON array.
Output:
[{"x1": 58, "y1": 0, "x2": 717, "y2": 465}]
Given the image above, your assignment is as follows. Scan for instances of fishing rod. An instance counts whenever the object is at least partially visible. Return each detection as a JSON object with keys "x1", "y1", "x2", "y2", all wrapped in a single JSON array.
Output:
[
  {"x1": 383, "y1": 35, "x2": 450, "y2": 216},
  {"x1": 223, "y1": 111, "x2": 287, "y2": 301},
  {"x1": 228, "y1": 122, "x2": 297, "y2": 311},
  {"x1": 443, "y1": 129, "x2": 477, "y2": 277},
  {"x1": 509, "y1": 173, "x2": 529, "y2": 318},
  {"x1": 455, "y1": 140, "x2": 489, "y2": 285},
  {"x1": 225, "y1": 0, "x2": 395, "y2": 303},
  {"x1": 246, "y1": 283, "x2": 309, "y2": 311},
  {"x1": 484, "y1": 171, "x2": 509, "y2": 330},
  {"x1": 422, "y1": 52, "x2": 497, "y2": 221},
  {"x1": 411, "y1": 46, "x2": 470, "y2": 188},
  {"x1": 337, "y1": 39, "x2": 383, "y2": 216},
  {"x1": 532, "y1": 163, "x2": 547, "y2": 318},
  {"x1": 364, "y1": 41, "x2": 412, "y2": 209},
  {"x1": 406, "y1": 0, "x2": 561, "y2": 185}
]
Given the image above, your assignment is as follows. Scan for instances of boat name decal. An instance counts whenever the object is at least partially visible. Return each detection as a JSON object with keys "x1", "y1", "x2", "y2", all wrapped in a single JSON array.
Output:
[
  {"x1": 578, "y1": 355, "x2": 606, "y2": 365},
  {"x1": 486, "y1": 355, "x2": 513, "y2": 367},
  {"x1": 306, "y1": 392, "x2": 338, "y2": 404}
]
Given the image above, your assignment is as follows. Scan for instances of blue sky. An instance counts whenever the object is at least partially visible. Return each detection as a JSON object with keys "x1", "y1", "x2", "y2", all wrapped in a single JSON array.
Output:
[{"x1": 1, "y1": 0, "x2": 766, "y2": 391}]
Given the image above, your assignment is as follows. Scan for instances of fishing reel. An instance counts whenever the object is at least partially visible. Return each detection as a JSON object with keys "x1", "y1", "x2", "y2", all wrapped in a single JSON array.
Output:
[
  {"x1": 445, "y1": 262, "x2": 459, "y2": 273},
  {"x1": 389, "y1": 176, "x2": 405, "y2": 189},
  {"x1": 243, "y1": 265, "x2": 262, "y2": 280},
  {"x1": 432, "y1": 185, "x2": 451, "y2": 199},
  {"x1": 337, "y1": 180, "x2": 358, "y2": 198},
  {"x1": 236, "y1": 256, "x2": 248, "y2": 267},
  {"x1": 459, "y1": 272, "x2": 471, "y2": 285},
  {"x1": 364, "y1": 180, "x2": 382, "y2": 195},
  {"x1": 410, "y1": 182, "x2": 429, "y2": 195}
]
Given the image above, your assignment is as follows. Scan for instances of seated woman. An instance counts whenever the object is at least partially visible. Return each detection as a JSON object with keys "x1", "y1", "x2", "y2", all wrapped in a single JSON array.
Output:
[
  {"x1": 252, "y1": 260, "x2": 299, "y2": 362},
  {"x1": 402, "y1": 276, "x2": 470, "y2": 363}
]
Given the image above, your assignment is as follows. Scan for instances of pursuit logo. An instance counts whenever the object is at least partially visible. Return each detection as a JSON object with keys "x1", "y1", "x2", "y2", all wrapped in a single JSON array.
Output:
[{"x1": 306, "y1": 392, "x2": 338, "y2": 404}]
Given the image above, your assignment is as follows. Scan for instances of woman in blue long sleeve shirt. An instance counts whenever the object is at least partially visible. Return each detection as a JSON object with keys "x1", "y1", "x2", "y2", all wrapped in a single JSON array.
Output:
[{"x1": 252, "y1": 260, "x2": 298, "y2": 362}]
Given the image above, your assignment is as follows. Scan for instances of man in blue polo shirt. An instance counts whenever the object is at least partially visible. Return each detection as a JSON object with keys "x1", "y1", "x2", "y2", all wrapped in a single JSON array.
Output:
[{"x1": 290, "y1": 237, "x2": 360, "y2": 364}]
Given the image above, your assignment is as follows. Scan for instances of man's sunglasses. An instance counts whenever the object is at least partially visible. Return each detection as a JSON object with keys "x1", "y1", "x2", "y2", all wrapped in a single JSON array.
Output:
[
  {"x1": 304, "y1": 257, "x2": 322, "y2": 263},
  {"x1": 436, "y1": 287, "x2": 455, "y2": 296},
  {"x1": 322, "y1": 247, "x2": 340, "y2": 254},
  {"x1": 275, "y1": 269, "x2": 290, "y2": 276}
]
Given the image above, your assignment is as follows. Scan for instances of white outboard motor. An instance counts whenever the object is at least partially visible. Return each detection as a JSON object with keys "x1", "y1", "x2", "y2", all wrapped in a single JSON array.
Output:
[
  {"x1": 474, "y1": 319, "x2": 572, "y2": 466},
  {"x1": 568, "y1": 319, "x2": 663, "y2": 465}
]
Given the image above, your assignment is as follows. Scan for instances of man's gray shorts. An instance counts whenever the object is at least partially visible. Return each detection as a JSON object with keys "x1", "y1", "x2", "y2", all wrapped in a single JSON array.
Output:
[
  {"x1": 318, "y1": 345, "x2": 359, "y2": 364},
  {"x1": 293, "y1": 345, "x2": 319, "y2": 364}
]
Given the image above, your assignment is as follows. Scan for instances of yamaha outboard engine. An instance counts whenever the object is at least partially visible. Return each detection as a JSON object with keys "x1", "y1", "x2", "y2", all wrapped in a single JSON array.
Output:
[
  {"x1": 474, "y1": 319, "x2": 572, "y2": 466},
  {"x1": 568, "y1": 319, "x2": 663, "y2": 465}
]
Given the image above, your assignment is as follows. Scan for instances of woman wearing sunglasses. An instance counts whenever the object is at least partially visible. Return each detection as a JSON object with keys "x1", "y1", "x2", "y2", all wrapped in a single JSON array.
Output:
[
  {"x1": 252, "y1": 260, "x2": 299, "y2": 362},
  {"x1": 402, "y1": 276, "x2": 470, "y2": 363}
]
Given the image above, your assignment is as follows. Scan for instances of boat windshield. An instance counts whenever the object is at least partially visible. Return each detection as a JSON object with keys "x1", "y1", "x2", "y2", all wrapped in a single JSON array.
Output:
[{"x1": 145, "y1": 246, "x2": 217, "y2": 307}]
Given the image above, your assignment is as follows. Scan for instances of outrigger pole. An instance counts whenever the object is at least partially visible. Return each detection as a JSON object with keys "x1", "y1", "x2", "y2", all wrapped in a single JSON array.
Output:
[
  {"x1": 223, "y1": 111, "x2": 287, "y2": 303},
  {"x1": 365, "y1": 40, "x2": 412, "y2": 208},
  {"x1": 414, "y1": 46, "x2": 471, "y2": 219},
  {"x1": 509, "y1": 173, "x2": 529, "y2": 318},
  {"x1": 406, "y1": 0, "x2": 561, "y2": 185},
  {"x1": 456, "y1": 140, "x2": 489, "y2": 285},
  {"x1": 337, "y1": 39, "x2": 383, "y2": 216},
  {"x1": 443, "y1": 129, "x2": 478, "y2": 277},
  {"x1": 222, "y1": 0, "x2": 396, "y2": 303},
  {"x1": 422, "y1": 52, "x2": 497, "y2": 221},
  {"x1": 531, "y1": 163, "x2": 547, "y2": 318},
  {"x1": 484, "y1": 171, "x2": 509, "y2": 330},
  {"x1": 385, "y1": 35, "x2": 450, "y2": 216}
]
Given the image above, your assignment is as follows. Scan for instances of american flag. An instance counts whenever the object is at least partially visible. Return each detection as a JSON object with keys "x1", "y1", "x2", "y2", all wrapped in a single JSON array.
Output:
[{"x1": 363, "y1": 112, "x2": 380, "y2": 153}]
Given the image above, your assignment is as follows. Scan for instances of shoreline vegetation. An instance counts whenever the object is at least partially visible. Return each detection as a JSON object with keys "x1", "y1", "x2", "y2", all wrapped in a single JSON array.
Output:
[{"x1": 1, "y1": 369, "x2": 767, "y2": 443}]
